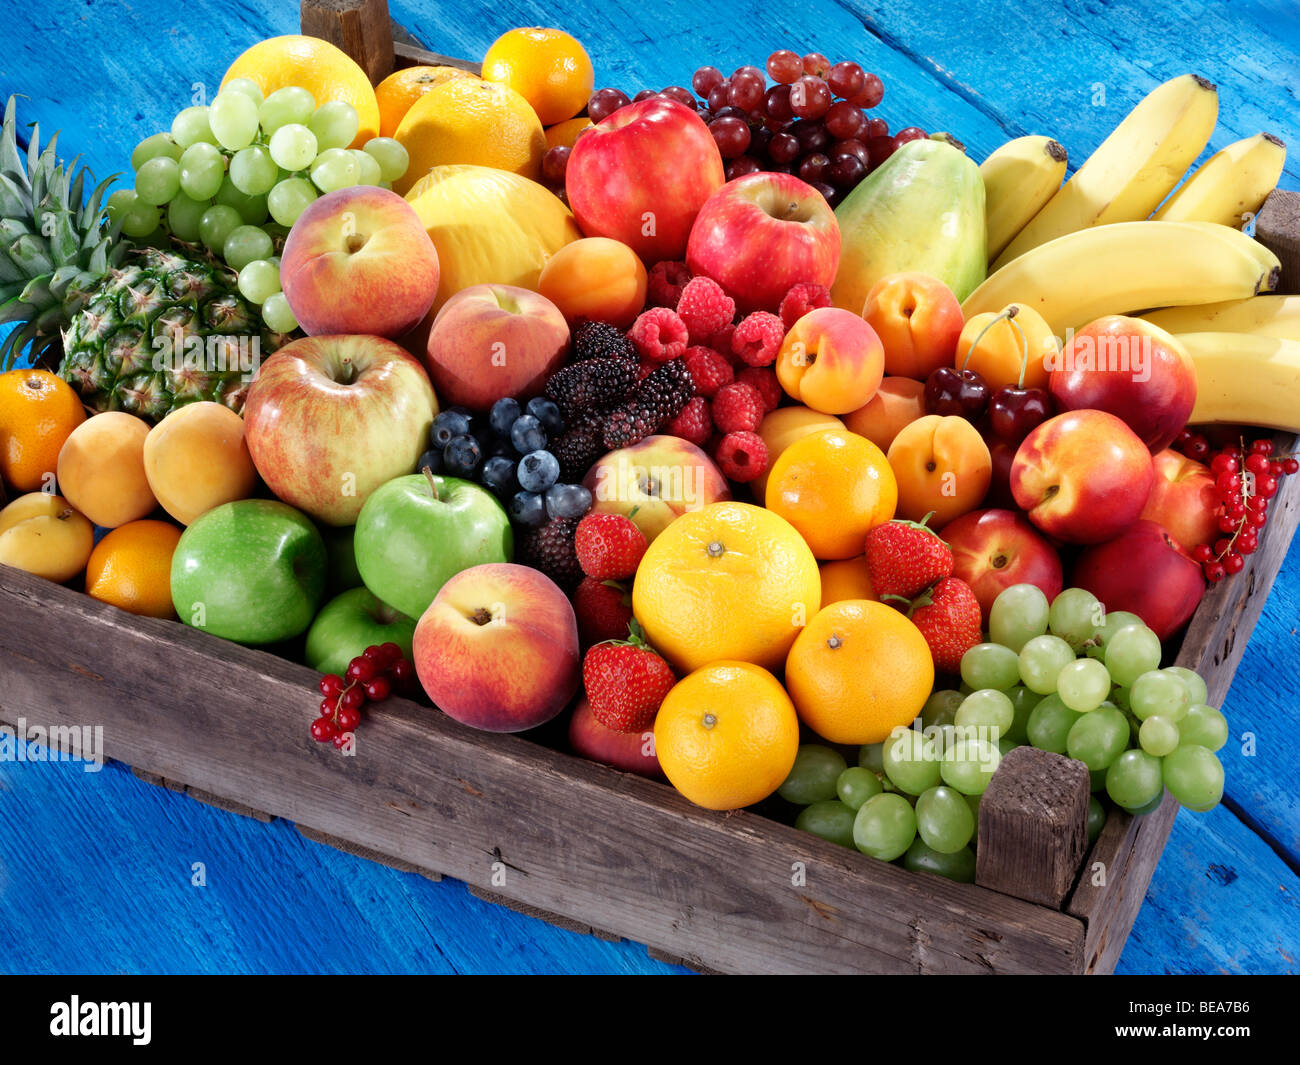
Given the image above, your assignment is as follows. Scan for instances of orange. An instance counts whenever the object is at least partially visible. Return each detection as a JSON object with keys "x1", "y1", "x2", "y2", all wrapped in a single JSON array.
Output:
[
  {"x1": 481, "y1": 27, "x2": 594, "y2": 127},
  {"x1": 393, "y1": 79, "x2": 546, "y2": 195},
  {"x1": 85, "y1": 519, "x2": 183, "y2": 618},
  {"x1": 545, "y1": 116, "x2": 593, "y2": 149},
  {"x1": 221, "y1": 35, "x2": 380, "y2": 147},
  {"x1": 654, "y1": 661, "x2": 800, "y2": 810},
  {"x1": 785, "y1": 600, "x2": 934, "y2": 744},
  {"x1": 819, "y1": 556, "x2": 876, "y2": 609},
  {"x1": 765, "y1": 429, "x2": 897, "y2": 560},
  {"x1": 375, "y1": 65, "x2": 478, "y2": 138},
  {"x1": 0, "y1": 369, "x2": 85, "y2": 493},
  {"x1": 632, "y1": 501, "x2": 820, "y2": 674}
]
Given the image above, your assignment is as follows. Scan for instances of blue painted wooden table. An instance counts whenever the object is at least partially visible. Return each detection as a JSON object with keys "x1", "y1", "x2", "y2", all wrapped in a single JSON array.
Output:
[{"x1": 1, "y1": 0, "x2": 1298, "y2": 974}]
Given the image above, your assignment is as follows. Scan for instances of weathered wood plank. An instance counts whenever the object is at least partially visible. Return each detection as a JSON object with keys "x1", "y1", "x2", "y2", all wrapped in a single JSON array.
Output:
[
  {"x1": 301, "y1": 0, "x2": 395, "y2": 85},
  {"x1": 1258, "y1": 190, "x2": 1300, "y2": 296}
]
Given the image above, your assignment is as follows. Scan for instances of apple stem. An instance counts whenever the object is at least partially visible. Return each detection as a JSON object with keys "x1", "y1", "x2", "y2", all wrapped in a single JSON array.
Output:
[{"x1": 423, "y1": 466, "x2": 440, "y2": 501}]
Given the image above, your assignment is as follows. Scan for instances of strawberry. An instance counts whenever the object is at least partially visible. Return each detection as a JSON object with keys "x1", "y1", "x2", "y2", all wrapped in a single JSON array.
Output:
[
  {"x1": 573, "y1": 577, "x2": 633, "y2": 647},
  {"x1": 909, "y1": 577, "x2": 981, "y2": 674},
  {"x1": 864, "y1": 515, "x2": 953, "y2": 601},
  {"x1": 574, "y1": 512, "x2": 647, "y2": 580},
  {"x1": 582, "y1": 622, "x2": 676, "y2": 733}
]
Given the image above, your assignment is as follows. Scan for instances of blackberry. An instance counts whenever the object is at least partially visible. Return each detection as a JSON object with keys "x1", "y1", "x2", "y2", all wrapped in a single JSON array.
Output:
[
  {"x1": 544, "y1": 357, "x2": 637, "y2": 418},
  {"x1": 600, "y1": 357, "x2": 694, "y2": 450},
  {"x1": 517, "y1": 516, "x2": 584, "y2": 592},
  {"x1": 572, "y1": 320, "x2": 638, "y2": 363},
  {"x1": 551, "y1": 416, "x2": 606, "y2": 484}
]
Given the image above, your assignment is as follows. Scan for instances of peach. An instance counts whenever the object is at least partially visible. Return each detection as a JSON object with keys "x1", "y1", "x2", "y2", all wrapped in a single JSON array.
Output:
[
  {"x1": 1140, "y1": 449, "x2": 1219, "y2": 554},
  {"x1": 57, "y1": 412, "x2": 157, "y2": 528},
  {"x1": 843, "y1": 376, "x2": 926, "y2": 452},
  {"x1": 956, "y1": 303, "x2": 1057, "y2": 391},
  {"x1": 0, "y1": 493, "x2": 94, "y2": 582},
  {"x1": 818, "y1": 555, "x2": 877, "y2": 609},
  {"x1": 568, "y1": 697, "x2": 663, "y2": 778},
  {"x1": 424, "y1": 284, "x2": 569, "y2": 410},
  {"x1": 144, "y1": 402, "x2": 258, "y2": 526},
  {"x1": 753, "y1": 406, "x2": 844, "y2": 500},
  {"x1": 280, "y1": 185, "x2": 440, "y2": 339},
  {"x1": 777, "y1": 307, "x2": 885, "y2": 414},
  {"x1": 862, "y1": 272, "x2": 965, "y2": 379},
  {"x1": 886, "y1": 414, "x2": 992, "y2": 529},
  {"x1": 413, "y1": 562, "x2": 580, "y2": 733},
  {"x1": 537, "y1": 237, "x2": 648, "y2": 328}
]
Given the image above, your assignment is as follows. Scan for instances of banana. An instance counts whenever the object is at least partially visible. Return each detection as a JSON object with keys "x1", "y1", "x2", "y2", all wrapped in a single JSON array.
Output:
[
  {"x1": 992, "y1": 74, "x2": 1218, "y2": 270},
  {"x1": 961, "y1": 221, "x2": 1279, "y2": 337},
  {"x1": 980, "y1": 135, "x2": 1068, "y2": 262},
  {"x1": 1152, "y1": 133, "x2": 1286, "y2": 227},
  {"x1": 1176, "y1": 331, "x2": 1300, "y2": 432},
  {"x1": 1141, "y1": 295, "x2": 1300, "y2": 340}
]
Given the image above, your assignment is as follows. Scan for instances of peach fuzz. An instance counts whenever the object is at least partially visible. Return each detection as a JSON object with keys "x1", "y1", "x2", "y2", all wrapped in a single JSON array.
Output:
[
  {"x1": 843, "y1": 376, "x2": 926, "y2": 453},
  {"x1": 144, "y1": 402, "x2": 258, "y2": 525},
  {"x1": 886, "y1": 414, "x2": 992, "y2": 530},
  {"x1": 862, "y1": 272, "x2": 965, "y2": 379},
  {"x1": 56, "y1": 412, "x2": 157, "y2": 529},
  {"x1": 538, "y1": 237, "x2": 647, "y2": 328},
  {"x1": 0, "y1": 493, "x2": 94, "y2": 582},
  {"x1": 776, "y1": 307, "x2": 884, "y2": 414},
  {"x1": 956, "y1": 303, "x2": 1057, "y2": 391},
  {"x1": 753, "y1": 406, "x2": 844, "y2": 500}
]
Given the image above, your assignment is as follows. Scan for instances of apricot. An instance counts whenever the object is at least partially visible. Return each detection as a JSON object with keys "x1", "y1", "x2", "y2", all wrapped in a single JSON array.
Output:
[
  {"x1": 144, "y1": 402, "x2": 259, "y2": 525},
  {"x1": 0, "y1": 492, "x2": 94, "y2": 582},
  {"x1": 538, "y1": 237, "x2": 648, "y2": 328},
  {"x1": 863, "y1": 272, "x2": 965, "y2": 379},
  {"x1": 843, "y1": 376, "x2": 926, "y2": 452},
  {"x1": 753, "y1": 406, "x2": 844, "y2": 500},
  {"x1": 886, "y1": 414, "x2": 992, "y2": 530},
  {"x1": 956, "y1": 303, "x2": 1058, "y2": 390},
  {"x1": 776, "y1": 307, "x2": 884, "y2": 415},
  {"x1": 56, "y1": 412, "x2": 157, "y2": 528}
]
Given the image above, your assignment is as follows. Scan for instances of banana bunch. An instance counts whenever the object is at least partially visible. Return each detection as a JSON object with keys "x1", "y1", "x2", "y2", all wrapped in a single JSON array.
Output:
[
  {"x1": 1177, "y1": 332, "x2": 1300, "y2": 432},
  {"x1": 980, "y1": 136, "x2": 1067, "y2": 262},
  {"x1": 1141, "y1": 295, "x2": 1300, "y2": 340},
  {"x1": 1153, "y1": 133, "x2": 1286, "y2": 227}
]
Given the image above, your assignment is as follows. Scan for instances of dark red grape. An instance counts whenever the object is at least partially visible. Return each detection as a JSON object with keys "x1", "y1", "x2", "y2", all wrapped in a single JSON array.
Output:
[
  {"x1": 802, "y1": 52, "x2": 831, "y2": 78},
  {"x1": 768, "y1": 130, "x2": 801, "y2": 164},
  {"x1": 766, "y1": 49, "x2": 802, "y2": 84},
  {"x1": 824, "y1": 100, "x2": 866, "y2": 140},
  {"x1": 865, "y1": 117, "x2": 889, "y2": 138},
  {"x1": 827, "y1": 61, "x2": 867, "y2": 101},
  {"x1": 792, "y1": 120, "x2": 830, "y2": 153},
  {"x1": 854, "y1": 73, "x2": 884, "y2": 108},
  {"x1": 729, "y1": 71, "x2": 765, "y2": 112},
  {"x1": 726, "y1": 155, "x2": 763, "y2": 180},
  {"x1": 867, "y1": 135, "x2": 898, "y2": 168},
  {"x1": 733, "y1": 65, "x2": 765, "y2": 83},
  {"x1": 692, "y1": 66, "x2": 724, "y2": 98},
  {"x1": 798, "y1": 152, "x2": 832, "y2": 184},
  {"x1": 713, "y1": 105, "x2": 749, "y2": 123},
  {"x1": 828, "y1": 153, "x2": 866, "y2": 188},
  {"x1": 790, "y1": 75, "x2": 832, "y2": 119},
  {"x1": 587, "y1": 87, "x2": 630, "y2": 123},
  {"x1": 710, "y1": 116, "x2": 751, "y2": 159},
  {"x1": 810, "y1": 180, "x2": 838, "y2": 207},
  {"x1": 632, "y1": 89, "x2": 657, "y2": 102},
  {"x1": 541, "y1": 145, "x2": 570, "y2": 186},
  {"x1": 749, "y1": 125, "x2": 773, "y2": 155},
  {"x1": 894, "y1": 126, "x2": 928, "y2": 146},
  {"x1": 763, "y1": 84, "x2": 794, "y2": 122},
  {"x1": 831, "y1": 138, "x2": 870, "y2": 166},
  {"x1": 707, "y1": 81, "x2": 730, "y2": 111},
  {"x1": 661, "y1": 85, "x2": 697, "y2": 109}
]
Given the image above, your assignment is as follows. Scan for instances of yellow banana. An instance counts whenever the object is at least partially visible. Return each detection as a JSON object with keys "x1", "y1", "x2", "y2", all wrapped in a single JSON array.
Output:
[
  {"x1": 1152, "y1": 133, "x2": 1286, "y2": 227},
  {"x1": 980, "y1": 135, "x2": 1068, "y2": 262},
  {"x1": 1141, "y1": 295, "x2": 1300, "y2": 340},
  {"x1": 962, "y1": 221, "x2": 1278, "y2": 338},
  {"x1": 992, "y1": 74, "x2": 1218, "y2": 270},
  {"x1": 1177, "y1": 331, "x2": 1300, "y2": 432}
]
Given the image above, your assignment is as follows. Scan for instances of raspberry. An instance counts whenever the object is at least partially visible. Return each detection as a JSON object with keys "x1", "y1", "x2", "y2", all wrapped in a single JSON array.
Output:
[
  {"x1": 779, "y1": 282, "x2": 833, "y2": 331},
  {"x1": 711, "y1": 381, "x2": 765, "y2": 434},
  {"x1": 731, "y1": 311, "x2": 785, "y2": 367},
  {"x1": 709, "y1": 323, "x2": 737, "y2": 359},
  {"x1": 676, "y1": 276, "x2": 736, "y2": 343},
  {"x1": 682, "y1": 345, "x2": 734, "y2": 398},
  {"x1": 735, "y1": 367, "x2": 782, "y2": 412},
  {"x1": 645, "y1": 260, "x2": 692, "y2": 308},
  {"x1": 629, "y1": 307, "x2": 689, "y2": 363},
  {"x1": 714, "y1": 431, "x2": 769, "y2": 482},
  {"x1": 664, "y1": 396, "x2": 712, "y2": 445}
]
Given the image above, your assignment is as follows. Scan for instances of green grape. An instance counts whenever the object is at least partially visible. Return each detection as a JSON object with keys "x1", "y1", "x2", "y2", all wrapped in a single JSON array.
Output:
[
  {"x1": 1087, "y1": 795, "x2": 1106, "y2": 842},
  {"x1": 121, "y1": 197, "x2": 161, "y2": 238},
  {"x1": 198, "y1": 204, "x2": 243, "y2": 254},
  {"x1": 130, "y1": 132, "x2": 182, "y2": 170},
  {"x1": 914, "y1": 785, "x2": 975, "y2": 854},
  {"x1": 1004, "y1": 685, "x2": 1040, "y2": 746},
  {"x1": 1163, "y1": 666, "x2": 1208, "y2": 707},
  {"x1": 262, "y1": 292, "x2": 298, "y2": 333},
  {"x1": 920, "y1": 689, "x2": 963, "y2": 729},
  {"x1": 1106, "y1": 748, "x2": 1164, "y2": 810},
  {"x1": 954, "y1": 689, "x2": 1014, "y2": 739},
  {"x1": 378, "y1": 179, "x2": 393, "y2": 191},
  {"x1": 1139, "y1": 714, "x2": 1180, "y2": 757},
  {"x1": 236, "y1": 258, "x2": 282, "y2": 305},
  {"x1": 857, "y1": 741, "x2": 884, "y2": 774},
  {"x1": 939, "y1": 735, "x2": 1000, "y2": 796},
  {"x1": 963, "y1": 789, "x2": 982, "y2": 820},
  {"x1": 835, "y1": 766, "x2": 882, "y2": 811},
  {"x1": 134, "y1": 156, "x2": 181, "y2": 206},
  {"x1": 902, "y1": 838, "x2": 975, "y2": 882},
  {"x1": 1178, "y1": 703, "x2": 1228, "y2": 752},
  {"x1": 1056, "y1": 657, "x2": 1111, "y2": 713},
  {"x1": 1110, "y1": 684, "x2": 1131, "y2": 711},
  {"x1": 166, "y1": 193, "x2": 210, "y2": 243},
  {"x1": 1089, "y1": 766, "x2": 1108, "y2": 792},
  {"x1": 960, "y1": 642, "x2": 1020, "y2": 691},
  {"x1": 988, "y1": 583, "x2": 1050, "y2": 653},
  {"x1": 223, "y1": 225, "x2": 274, "y2": 272},
  {"x1": 350, "y1": 147, "x2": 383, "y2": 186},
  {"x1": 1129, "y1": 669, "x2": 1190, "y2": 721},
  {"x1": 852, "y1": 793, "x2": 917, "y2": 861},
  {"x1": 1162, "y1": 744, "x2": 1224, "y2": 811},
  {"x1": 214, "y1": 180, "x2": 269, "y2": 226},
  {"x1": 1085, "y1": 609, "x2": 1144, "y2": 661},
  {"x1": 223, "y1": 77, "x2": 265, "y2": 105},
  {"x1": 1026, "y1": 693, "x2": 1080, "y2": 753},
  {"x1": 171, "y1": 105, "x2": 217, "y2": 148},
  {"x1": 105, "y1": 188, "x2": 138, "y2": 227},
  {"x1": 777, "y1": 744, "x2": 846, "y2": 805},
  {"x1": 309, "y1": 100, "x2": 361, "y2": 151},
  {"x1": 1048, "y1": 587, "x2": 1104, "y2": 651},
  {"x1": 363, "y1": 136, "x2": 410, "y2": 182},
  {"x1": 310, "y1": 146, "x2": 360, "y2": 192},
  {"x1": 178, "y1": 142, "x2": 225, "y2": 201},
  {"x1": 229, "y1": 145, "x2": 279, "y2": 196},
  {"x1": 1104, "y1": 623, "x2": 1162, "y2": 687},
  {"x1": 259, "y1": 86, "x2": 316, "y2": 133},
  {"x1": 882, "y1": 727, "x2": 941, "y2": 796},
  {"x1": 795, "y1": 800, "x2": 856, "y2": 848},
  {"x1": 209, "y1": 91, "x2": 260, "y2": 151},
  {"x1": 267, "y1": 177, "x2": 318, "y2": 227},
  {"x1": 269, "y1": 124, "x2": 319, "y2": 174},
  {"x1": 1018, "y1": 634, "x2": 1076, "y2": 695},
  {"x1": 1066, "y1": 706, "x2": 1129, "y2": 771},
  {"x1": 1126, "y1": 792, "x2": 1165, "y2": 816}
]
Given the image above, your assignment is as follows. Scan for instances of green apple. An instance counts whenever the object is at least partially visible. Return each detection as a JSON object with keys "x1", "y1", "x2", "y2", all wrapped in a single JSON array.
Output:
[
  {"x1": 354, "y1": 472, "x2": 512, "y2": 621},
  {"x1": 320, "y1": 523, "x2": 363, "y2": 594},
  {"x1": 171, "y1": 499, "x2": 327, "y2": 644},
  {"x1": 305, "y1": 587, "x2": 416, "y2": 676}
]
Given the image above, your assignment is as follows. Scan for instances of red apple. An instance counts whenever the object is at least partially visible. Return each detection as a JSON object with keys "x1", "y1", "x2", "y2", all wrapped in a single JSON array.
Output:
[
  {"x1": 685, "y1": 172, "x2": 840, "y2": 312},
  {"x1": 1072, "y1": 520, "x2": 1206, "y2": 641},
  {"x1": 281, "y1": 186, "x2": 440, "y2": 338},
  {"x1": 565, "y1": 98, "x2": 725, "y2": 264},
  {"x1": 423, "y1": 284, "x2": 569, "y2": 410},
  {"x1": 568, "y1": 697, "x2": 663, "y2": 778},
  {"x1": 1048, "y1": 315, "x2": 1196, "y2": 454},
  {"x1": 1011, "y1": 409, "x2": 1154, "y2": 544},
  {"x1": 243, "y1": 335, "x2": 437, "y2": 526},
  {"x1": 414, "y1": 563, "x2": 580, "y2": 732},
  {"x1": 1140, "y1": 449, "x2": 1220, "y2": 554},
  {"x1": 942, "y1": 507, "x2": 1064, "y2": 622}
]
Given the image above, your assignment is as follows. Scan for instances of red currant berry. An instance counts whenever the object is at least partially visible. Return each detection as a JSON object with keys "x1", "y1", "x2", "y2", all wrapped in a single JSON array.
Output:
[
  {"x1": 1247, "y1": 494, "x2": 1268, "y2": 513},
  {"x1": 1283, "y1": 458, "x2": 1299, "y2": 475},
  {"x1": 336, "y1": 705, "x2": 361, "y2": 732},
  {"x1": 1192, "y1": 543, "x2": 1214, "y2": 562},
  {"x1": 1251, "y1": 439, "x2": 1274, "y2": 456},
  {"x1": 390, "y1": 659, "x2": 414, "y2": 686},
  {"x1": 1215, "y1": 472, "x2": 1241, "y2": 497},
  {"x1": 1225, "y1": 500, "x2": 1247, "y2": 520},
  {"x1": 362, "y1": 645, "x2": 385, "y2": 662},
  {"x1": 364, "y1": 676, "x2": 391, "y2": 702},
  {"x1": 1217, "y1": 513, "x2": 1239, "y2": 534},
  {"x1": 1213, "y1": 537, "x2": 1232, "y2": 556},
  {"x1": 341, "y1": 686, "x2": 365, "y2": 711},
  {"x1": 319, "y1": 674, "x2": 344, "y2": 698},
  {"x1": 1204, "y1": 561, "x2": 1226, "y2": 582},
  {"x1": 347, "y1": 656, "x2": 377, "y2": 683},
  {"x1": 1244, "y1": 452, "x2": 1270, "y2": 475},
  {"x1": 1246, "y1": 508, "x2": 1268, "y2": 528},
  {"x1": 1174, "y1": 427, "x2": 1196, "y2": 451},
  {"x1": 1210, "y1": 452, "x2": 1239, "y2": 475},
  {"x1": 1236, "y1": 533, "x2": 1258, "y2": 554},
  {"x1": 332, "y1": 732, "x2": 352, "y2": 750},
  {"x1": 1223, "y1": 551, "x2": 1245, "y2": 574},
  {"x1": 1257, "y1": 474, "x2": 1279, "y2": 498},
  {"x1": 310, "y1": 716, "x2": 337, "y2": 742},
  {"x1": 320, "y1": 697, "x2": 337, "y2": 717},
  {"x1": 1185, "y1": 435, "x2": 1211, "y2": 462}
]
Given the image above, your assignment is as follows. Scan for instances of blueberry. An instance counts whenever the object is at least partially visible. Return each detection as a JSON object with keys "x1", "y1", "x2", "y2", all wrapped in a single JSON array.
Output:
[
  {"x1": 486, "y1": 436, "x2": 516, "y2": 459},
  {"x1": 416, "y1": 447, "x2": 443, "y2": 474},
  {"x1": 526, "y1": 396, "x2": 565, "y2": 436},
  {"x1": 516, "y1": 449, "x2": 560, "y2": 493},
  {"x1": 481, "y1": 455, "x2": 518, "y2": 497},
  {"x1": 508, "y1": 491, "x2": 547, "y2": 527},
  {"x1": 489, "y1": 397, "x2": 522, "y2": 437},
  {"x1": 510, "y1": 414, "x2": 547, "y2": 454},
  {"x1": 431, "y1": 410, "x2": 472, "y2": 448},
  {"x1": 443, "y1": 433, "x2": 482, "y2": 477},
  {"x1": 545, "y1": 482, "x2": 593, "y2": 520}
]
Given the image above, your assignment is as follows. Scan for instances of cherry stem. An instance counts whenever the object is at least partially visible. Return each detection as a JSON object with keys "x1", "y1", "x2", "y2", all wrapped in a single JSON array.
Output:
[
  {"x1": 962, "y1": 306, "x2": 1017, "y2": 374},
  {"x1": 1007, "y1": 310, "x2": 1030, "y2": 389}
]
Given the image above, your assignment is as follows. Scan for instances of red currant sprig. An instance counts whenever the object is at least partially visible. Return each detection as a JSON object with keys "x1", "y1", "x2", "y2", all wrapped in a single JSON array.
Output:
[{"x1": 310, "y1": 642, "x2": 413, "y2": 750}]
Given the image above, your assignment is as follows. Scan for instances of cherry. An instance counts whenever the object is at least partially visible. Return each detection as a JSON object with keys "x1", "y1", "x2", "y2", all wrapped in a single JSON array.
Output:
[
  {"x1": 925, "y1": 365, "x2": 991, "y2": 421},
  {"x1": 988, "y1": 386, "x2": 1052, "y2": 442}
]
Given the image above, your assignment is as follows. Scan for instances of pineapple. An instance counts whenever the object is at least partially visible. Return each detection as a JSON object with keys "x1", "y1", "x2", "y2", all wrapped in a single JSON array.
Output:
[{"x1": 0, "y1": 96, "x2": 288, "y2": 421}]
